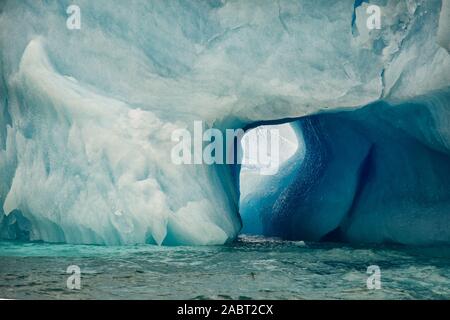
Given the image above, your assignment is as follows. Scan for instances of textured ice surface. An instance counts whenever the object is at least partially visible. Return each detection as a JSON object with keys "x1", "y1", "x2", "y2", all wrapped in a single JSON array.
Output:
[
  {"x1": 247, "y1": 92, "x2": 450, "y2": 245},
  {"x1": 0, "y1": 0, "x2": 449, "y2": 245}
]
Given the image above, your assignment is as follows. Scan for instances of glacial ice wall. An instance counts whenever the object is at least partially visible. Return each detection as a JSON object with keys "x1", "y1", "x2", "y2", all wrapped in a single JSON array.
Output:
[{"x1": 0, "y1": 0, "x2": 449, "y2": 245}]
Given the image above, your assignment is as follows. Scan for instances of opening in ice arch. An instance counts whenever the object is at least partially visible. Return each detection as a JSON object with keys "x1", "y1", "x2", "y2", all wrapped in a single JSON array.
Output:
[
  {"x1": 238, "y1": 93, "x2": 450, "y2": 246},
  {"x1": 239, "y1": 122, "x2": 302, "y2": 235}
]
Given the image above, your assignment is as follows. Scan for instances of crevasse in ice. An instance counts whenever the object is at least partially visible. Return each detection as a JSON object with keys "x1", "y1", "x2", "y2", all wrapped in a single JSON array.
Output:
[{"x1": 0, "y1": 0, "x2": 449, "y2": 245}]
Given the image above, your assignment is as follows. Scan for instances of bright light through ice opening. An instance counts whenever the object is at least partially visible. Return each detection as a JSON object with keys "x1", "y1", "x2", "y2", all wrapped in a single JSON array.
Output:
[
  {"x1": 239, "y1": 122, "x2": 300, "y2": 235},
  {"x1": 240, "y1": 123, "x2": 299, "y2": 172},
  {"x1": 240, "y1": 123, "x2": 299, "y2": 199}
]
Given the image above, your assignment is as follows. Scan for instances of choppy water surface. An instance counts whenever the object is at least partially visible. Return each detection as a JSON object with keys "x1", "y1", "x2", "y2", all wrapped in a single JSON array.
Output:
[{"x1": 0, "y1": 236, "x2": 449, "y2": 299}]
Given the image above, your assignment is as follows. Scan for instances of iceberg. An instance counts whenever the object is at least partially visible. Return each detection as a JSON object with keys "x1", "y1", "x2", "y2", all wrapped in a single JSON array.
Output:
[
  {"x1": 0, "y1": 0, "x2": 449, "y2": 245},
  {"x1": 246, "y1": 92, "x2": 450, "y2": 245}
]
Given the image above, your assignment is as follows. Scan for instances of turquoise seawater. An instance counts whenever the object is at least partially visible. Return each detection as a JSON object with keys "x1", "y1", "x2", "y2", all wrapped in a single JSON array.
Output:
[{"x1": 0, "y1": 235, "x2": 449, "y2": 300}]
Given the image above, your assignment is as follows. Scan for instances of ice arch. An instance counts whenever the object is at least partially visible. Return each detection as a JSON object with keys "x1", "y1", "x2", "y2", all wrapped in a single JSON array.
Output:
[
  {"x1": 0, "y1": 0, "x2": 449, "y2": 245},
  {"x1": 242, "y1": 91, "x2": 450, "y2": 245}
]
